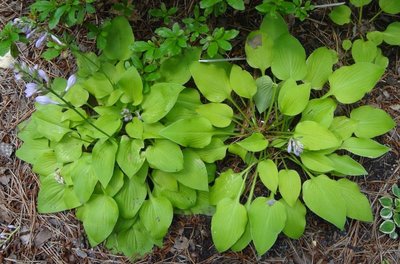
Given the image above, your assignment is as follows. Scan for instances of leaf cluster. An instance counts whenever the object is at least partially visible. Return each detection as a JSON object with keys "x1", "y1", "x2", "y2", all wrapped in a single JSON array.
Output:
[{"x1": 379, "y1": 185, "x2": 400, "y2": 239}]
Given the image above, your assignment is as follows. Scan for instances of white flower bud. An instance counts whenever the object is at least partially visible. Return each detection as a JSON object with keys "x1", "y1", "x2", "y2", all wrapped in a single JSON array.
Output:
[{"x1": 0, "y1": 51, "x2": 15, "y2": 69}]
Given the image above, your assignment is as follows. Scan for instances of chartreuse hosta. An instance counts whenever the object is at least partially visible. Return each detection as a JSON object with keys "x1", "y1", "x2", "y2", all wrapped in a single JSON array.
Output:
[{"x1": 16, "y1": 15, "x2": 395, "y2": 258}]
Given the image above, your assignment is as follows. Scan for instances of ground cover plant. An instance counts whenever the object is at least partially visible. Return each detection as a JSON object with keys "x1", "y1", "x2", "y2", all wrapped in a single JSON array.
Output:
[{"x1": 1, "y1": 0, "x2": 399, "y2": 262}]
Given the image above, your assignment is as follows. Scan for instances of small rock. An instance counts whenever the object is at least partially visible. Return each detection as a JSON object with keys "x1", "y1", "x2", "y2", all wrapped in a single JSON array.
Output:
[
  {"x1": 0, "y1": 143, "x2": 13, "y2": 157},
  {"x1": 34, "y1": 228, "x2": 52, "y2": 247},
  {"x1": 19, "y1": 226, "x2": 31, "y2": 245},
  {"x1": 173, "y1": 236, "x2": 189, "y2": 251},
  {"x1": 390, "y1": 104, "x2": 400, "y2": 111},
  {"x1": 74, "y1": 248, "x2": 88, "y2": 258}
]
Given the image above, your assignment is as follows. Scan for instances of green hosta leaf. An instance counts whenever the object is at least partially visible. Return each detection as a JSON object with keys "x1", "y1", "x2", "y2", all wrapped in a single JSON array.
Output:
[
  {"x1": 329, "y1": 5, "x2": 351, "y2": 25},
  {"x1": 152, "y1": 170, "x2": 178, "y2": 191},
  {"x1": 281, "y1": 199, "x2": 306, "y2": 239},
  {"x1": 117, "y1": 136, "x2": 145, "y2": 177},
  {"x1": 142, "y1": 122, "x2": 165, "y2": 139},
  {"x1": 327, "y1": 62, "x2": 385, "y2": 104},
  {"x1": 301, "y1": 98, "x2": 336, "y2": 128},
  {"x1": 236, "y1": 133, "x2": 268, "y2": 152},
  {"x1": 114, "y1": 176, "x2": 147, "y2": 219},
  {"x1": 245, "y1": 31, "x2": 273, "y2": 73},
  {"x1": 367, "y1": 31, "x2": 384, "y2": 46},
  {"x1": 64, "y1": 83, "x2": 89, "y2": 107},
  {"x1": 92, "y1": 139, "x2": 118, "y2": 188},
  {"x1": 300, "y1": 152, "x2": 334, "y2": 173},
  {"x1": 166, "y1": 88, "x2": 201, "y2": 123},
  {"x1": 190, "y1": 61, "x2": 232, "y2": 102},
  {"x1": 278, "y1": 79, "x2": 311, "y2": 116},
  {"x1": 172, "y1": 149, "x2": 209, "y2": 191},
  {"x1": 260, "y1": 14, "x2": 288, "y2": 40},
  {"x1": 342, "y1": 39, "x2": 352, "y2": 51},
  {"x1": 139, "y1": 196, "x2": 173, "y2": 239},
  {"x1": 37, "y1": 175, "x2": 81, "y2": 213},
  {"x1": 254, "y1": 75, "x2": 274, "y2": 113},
  {"x1": 154, "y1": 183, "x2": 197, "y2": 209},
  {"x1": 31, "y1": 107, "x2": 70, "y2": 142},
  {"x1": 16, "y1": 138, "x2": 51, "y2": 164},
  {"x1": 145, "y1": 139, "x2": 183, "y2": 172},
  {"x1": 257, "y1": 159, "x2": 278, "y2": 194},
  {"x1": 227, "y1": 0, "x2": 245, "y2": 10},
  {"x1": 141, "y1": 83, "x2": 185, "y2": 123},
  {"x1": 82, "y1": 72, "x2": 113, "y2": 99},
  {"x1": 294, "y1": 121, "x2": 341, "y2": 151},
  {"x1": 336, "y1": 178, "x2": 373, "y2": 221},
  {"x1": 350, "y1": 105, "x2": 396, "y2": 138},
  {"x1": 126, "y1": 117, "x2": 143, "y2": 139},
  {"x1": 230, "y1": 222, "x2": 252, "y2": 252},
  {"x1": 104, "y1": 168, "x2": 124, "y2": 197},
  {"x1": 196, "y1": 103, "x2": 233, "y2": 128},
  {"x1": 380, "y1": 220, "x2": 396, "y2": 234},
  {"x1": 329, "y1": 116, "x2": 357, "y2": 141},
  {"x1": 176, "y1": 191, "x2": 215, "y2": 216},
  {"x1": 194, "y1": 138, "x2": 227, "y2": 163},
  {"x1": 32, "y1": 152, "x2": 61, "y2": 176},
  {"x1": 374, "y1": 48, "x2": 389, "y2": 68},
  {"x1": 327, "y1": 153, "x2": 367, "y2": 176},
  {"x1": 211, "y1": 198, "x2": 247, "y2": 252},
  {"x1": 92, "y1": 115, "x2": 122, "y2": 139},
  {"x1": 159, "y1": 117, "x2": 214, "y2": 148},
  {"x1": 341, "y1": 137, "x2": 390, "y2": 158},
  {"x1": 210, "y1": 169, "x2": 243, "y2": 205},
  {"x1": 271, "y1": 34, "x2": 307, "y2": 81},
  {"x1": 305, "y1": 47, "x2": 338, "y2": 89},
  {"x1": 67, "y1": 154, "x2": 97, "y2": 203},
  {"x1": 380, "y1": 208, "x2": 393, "y2": 219},
  {"x1": 350, "y1": 0, "x2": 372, "y2": 7},
  {"x1": 117, "y1": 66, "x2": 143, "y2": 105},
  {"x1": 248, "y1": 198, "x2": 286, "y2": 255},
  {"x1": 159, "y1": 47, "x2": 201, "y2": 85},
  {"x1": 278, "y1": 170, "x2": 301, "y2": 207},
  {"x1": 53, "y1": 134, "x2": 83, "y2": 163},
  {"x1": 379, "y1": 0, "x2": 400, "y2": 14},
  {"x1": 302, "y1": 175, "x2": 346, "y2": 229},
  {"x1": 77, "y1": 194, "x2": 119, "y2": 247},
  {"x1": 379, "y1": 197, "x2": 393, "y2": 208},
  {"x1": 351, "y1": 39, "x2": 378, "y2": 63},
  {"x1": 230, "y1": 65, "x2": 257, "y2": 98},
  {"x1": 103, "y1": 16, "x2": 134, "y2": 60}
]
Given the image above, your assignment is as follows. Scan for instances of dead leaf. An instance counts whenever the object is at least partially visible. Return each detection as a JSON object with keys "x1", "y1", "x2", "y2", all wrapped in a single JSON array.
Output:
[{"x1": 34, "y1": 228, "x2": 52, "y2": 247}]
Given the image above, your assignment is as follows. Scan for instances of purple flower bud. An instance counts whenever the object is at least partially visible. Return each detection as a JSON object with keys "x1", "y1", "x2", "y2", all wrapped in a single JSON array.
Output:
[
  {"x1": 35, "y1": 96, "x2": 59, "y2": 105},
  {"x1": 26, "y1": 28, "x2": 37, "y2": 39},
  {"x1": 287, "y1": 139, "x2": 293, "y2": 154},
  {"x1": 65, "y1": 74, "x2": 76, "y2": 92},
  {"x1": 25, "y1": 82, "x2": 38, "y2": 97},
  {"x1": 38, "y1": 69, "x2": 49, "y2": 83},
  {"x1": 35, "y1": 33, "x2": 48, "y2": 48},
  {"x1": 50, "y1": 35, "x2": 64, "y2": 46},
  {"x1": 14, "y1": 73, "x2": 23, "y2": 81}
]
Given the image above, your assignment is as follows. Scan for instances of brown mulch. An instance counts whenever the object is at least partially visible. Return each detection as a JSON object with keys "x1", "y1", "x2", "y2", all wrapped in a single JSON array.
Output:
[{"x1": 1, "y1": 0, "x2": 399, "y2": 263}]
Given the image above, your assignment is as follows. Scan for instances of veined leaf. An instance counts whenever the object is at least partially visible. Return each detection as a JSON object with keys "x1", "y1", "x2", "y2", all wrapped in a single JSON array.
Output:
[
  {"x1": 379, "y1": 0, "x2": 400, "y2": 14},
  {"x1": 350, "y1": 0, "x2": 372, "y2": 7},
  {"x1": 114, "y1": 176, "x2": 147, "y2": 219},
  {"x1": 230, "y1": 65, "x2": 257, "y2": 98},
  {"x1": 154, "y1": 183, "x2": 197, "y2": 210},
  {"x1": 301, "y1": 98, "x2": 337, "y2": 128},
  {"x1": 329, "y1": 5, "x2": 351, "y2": 25},
  {"x1": 257, "y1": 159, "x2": 279, "y2": 194},
  {"x1": 92, "y1": 139, "x2": 118, "y2": 188},
  {"x1": 259, "y1": 14, "x2": 288, "y2": 40},
  {"x1": 210, "y1": 169, "x2": 243, "y2": 205},
  {"x1": 305, "y1": 47, "x2": 338, "y2": 89},
  {"x1": 139, "y1": 196, "x2": 173, "y2": 239},
  {"x1": 236, "y1": 133, "x2": 268, "y2": 152},
  {"x1": 300, "y1": 152, "x2": 334, "y2": 173},
  {"x1": 193, "y1": 138, "x2": 227, "y2": 163},
  {"x1": 278, "y1": 170, "x2": 301, "y2": 207},
  {"x1": 340, "y1": 137, "x2": 390, "y2": 158},
  {"x1": 351, "y1": 39, "x2": 378, "y2": 63},
  {"x1": 278, "y1": 79, "x2": 311, "y2": 116},
  {"x1": 245, "y1": 31, "x2": 273, "y2": 73},
  {"x1": 294, "y1": 121, "x2": 341, "y2": 151},
  {"x1": 329, "y1": 116, "x2": 357, "y2": 141},
  {"x1": 328, "y1": 154, "x2": 367, "y2": 176},
  {"x1": 281, "y1": 199, "x2": 306, "y2": 239},
  {"x1": 254, "y1": 75, "x2": 274, "y2": 113},
  {"x1": 103, "y1": 16, "x2": 134, "y2": 60},
  {"x1": 145, "y1": 139, "x2": 183, "y2": 172},
  {"x1": 196, "y1": 103, "x2": 233, "y2": 128},
  {"x1": 117, "y1": 136, "x2": 145, "y2": 177},
  {"x1": 382, "y1": 22, "x2": 400, "y2": 45},
  {"x1": 117, "y1": 66, "x2": 143, "y2": 105}
]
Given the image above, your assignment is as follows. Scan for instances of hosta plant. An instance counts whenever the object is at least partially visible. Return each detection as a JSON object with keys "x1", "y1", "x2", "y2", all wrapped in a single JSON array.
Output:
[
  {"x1": 379, "y1": 184, "x2": 400, "y2": 239},
  {"x1": 16, "y1": 14, "x2": 396, "y2": 259}
]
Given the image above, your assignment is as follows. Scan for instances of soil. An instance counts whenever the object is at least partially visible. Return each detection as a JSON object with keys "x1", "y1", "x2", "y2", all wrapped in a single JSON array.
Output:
[{"x1": 1, "y1": 0, "x2": 399, "y2": 263}]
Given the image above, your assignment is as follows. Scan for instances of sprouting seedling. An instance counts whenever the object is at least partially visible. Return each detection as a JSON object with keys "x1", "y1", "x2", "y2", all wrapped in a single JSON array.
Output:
[{"x1": 378, "y1": 184, "x2": 400, "y2": 239}]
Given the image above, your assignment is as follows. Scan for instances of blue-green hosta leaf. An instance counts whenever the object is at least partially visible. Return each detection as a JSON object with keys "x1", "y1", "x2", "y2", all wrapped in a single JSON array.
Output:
[
  {"x1": 278, "y1": 79, "x2": 311, "y2": 116},
  {"x1": 211, "y1": 198, "x2": 247, "y2": 252},
  {"x1": 302, "y1": 175, "x2": 347, "y2": 229},
  {"x1": 117, "y1": 66, "x2": 143, "y2": 105},
  {"x1": 141, "y1": 83, "x2": 185, "y2": 124},
  {"x1": 379, "y1": 0, "x2": 400, "y2": 14},
  {"x1": 159, "y1": 117, "x2": 214, "y2": 148},
  {"x1": 103, "y1": 16, "x2": 134, "y2": 60},
  {"x1": 305, "y1": 47, "x2": 338, "y2": 90},
  {"x1": 254, "y1": 75, "x2": 274, "y2": 114},
  {"x1": 336, "y1": 178, "x2": 373, "y2": 222},
  {"x1": 245, "y1": 31, "x2": 273, "y2": 73},
  {"x1": 294, "y1": 121, "x2": 341, "y2": 151},
  {"x1": 236, "y1": 132, "x2": 268, "y2": 152},
  {"x1": 66, "y1": 154, "x2": 97, "y2": 203},
  {"x1": 278, "y1": 170, "x2": 301, "y2": 207},
  {"x1": 301, "y1": 98, "x2": 337, "y2": 128},
  {"x1": 210, "y1": 169, "x2": 243, "y2": 205},
  {"x1": 153, "y1": 183, "x2": 197, "y2": 210},
  {"x1": 117, "y1": 136, "x2": 145, "y2": 177},
  {"x1": 145, "y1": 139, "x2": 183, "y2": 172},
  {"x1": 327, "y1": 62, "x2": 385, "y2": 104},
  {"x1": 351, "y1": 39, "x2": 378, "y2": 63},
  {"x1": 139, "y1": 196, "x2": 173, "y2": 239},
  {"x1": 172, "y1": 149, "x2": 209, "y2": 191},
  {"x1": 341, "y1": 137, "x2": 390, "y2": 158},
  {"x1": 76, "y1": 194, "x2": 119, "y2": 247},
  {"x1": 271, "y1": 34, "x2": 307, "y2": 81},
  {"x1": 350, "y1": 105, "x2": 396, "y2": 138},
  {"x1": 257, "y1": 159, "x2": 279, "y2": 194},
  {"x1": 329, "y1": 116, "x2": 357, "y2": 141},
  {"x1": 196, "y1": 103, "x2": 233, "y2": 128},
  {"x1": 193, "y1": 138, "x2": 227, "y2": 163},
  {"x1": 329, "y1": 5, "x2": 351, "y2": 25},
  {"x1": 190, "y1": 61, "x2": 232, "y2": 102},
  {"x1": 230, "y1": 65, "x2": 257, "y2": 98},
  {"x1": 300, "y1": 152, "x2": 334, "y2": 173},
  {"x1": 327, "y1": 153, "x2": 367, "y2": 176},
  {"x1": 92, "y1": 139, "x2": 118, "y2": 188},
  {"x1": 54, "y1": 133, "x2": 83, "y2": 163},
  {"x1": 281, "y1": 199, "x2": 306, "y2": 239},
  {"x1": 114, "y1": 176, "x2": 147, "y2": 219},
  {"x1": 37, "y1": 175, "x2": 81, "y2": 213},
  {"x1": 350, "y1": 0, "x2": 372, "y2": 7},
  {"x1": 248, "y1": 198, "x2": 286, "y2": 255}
]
